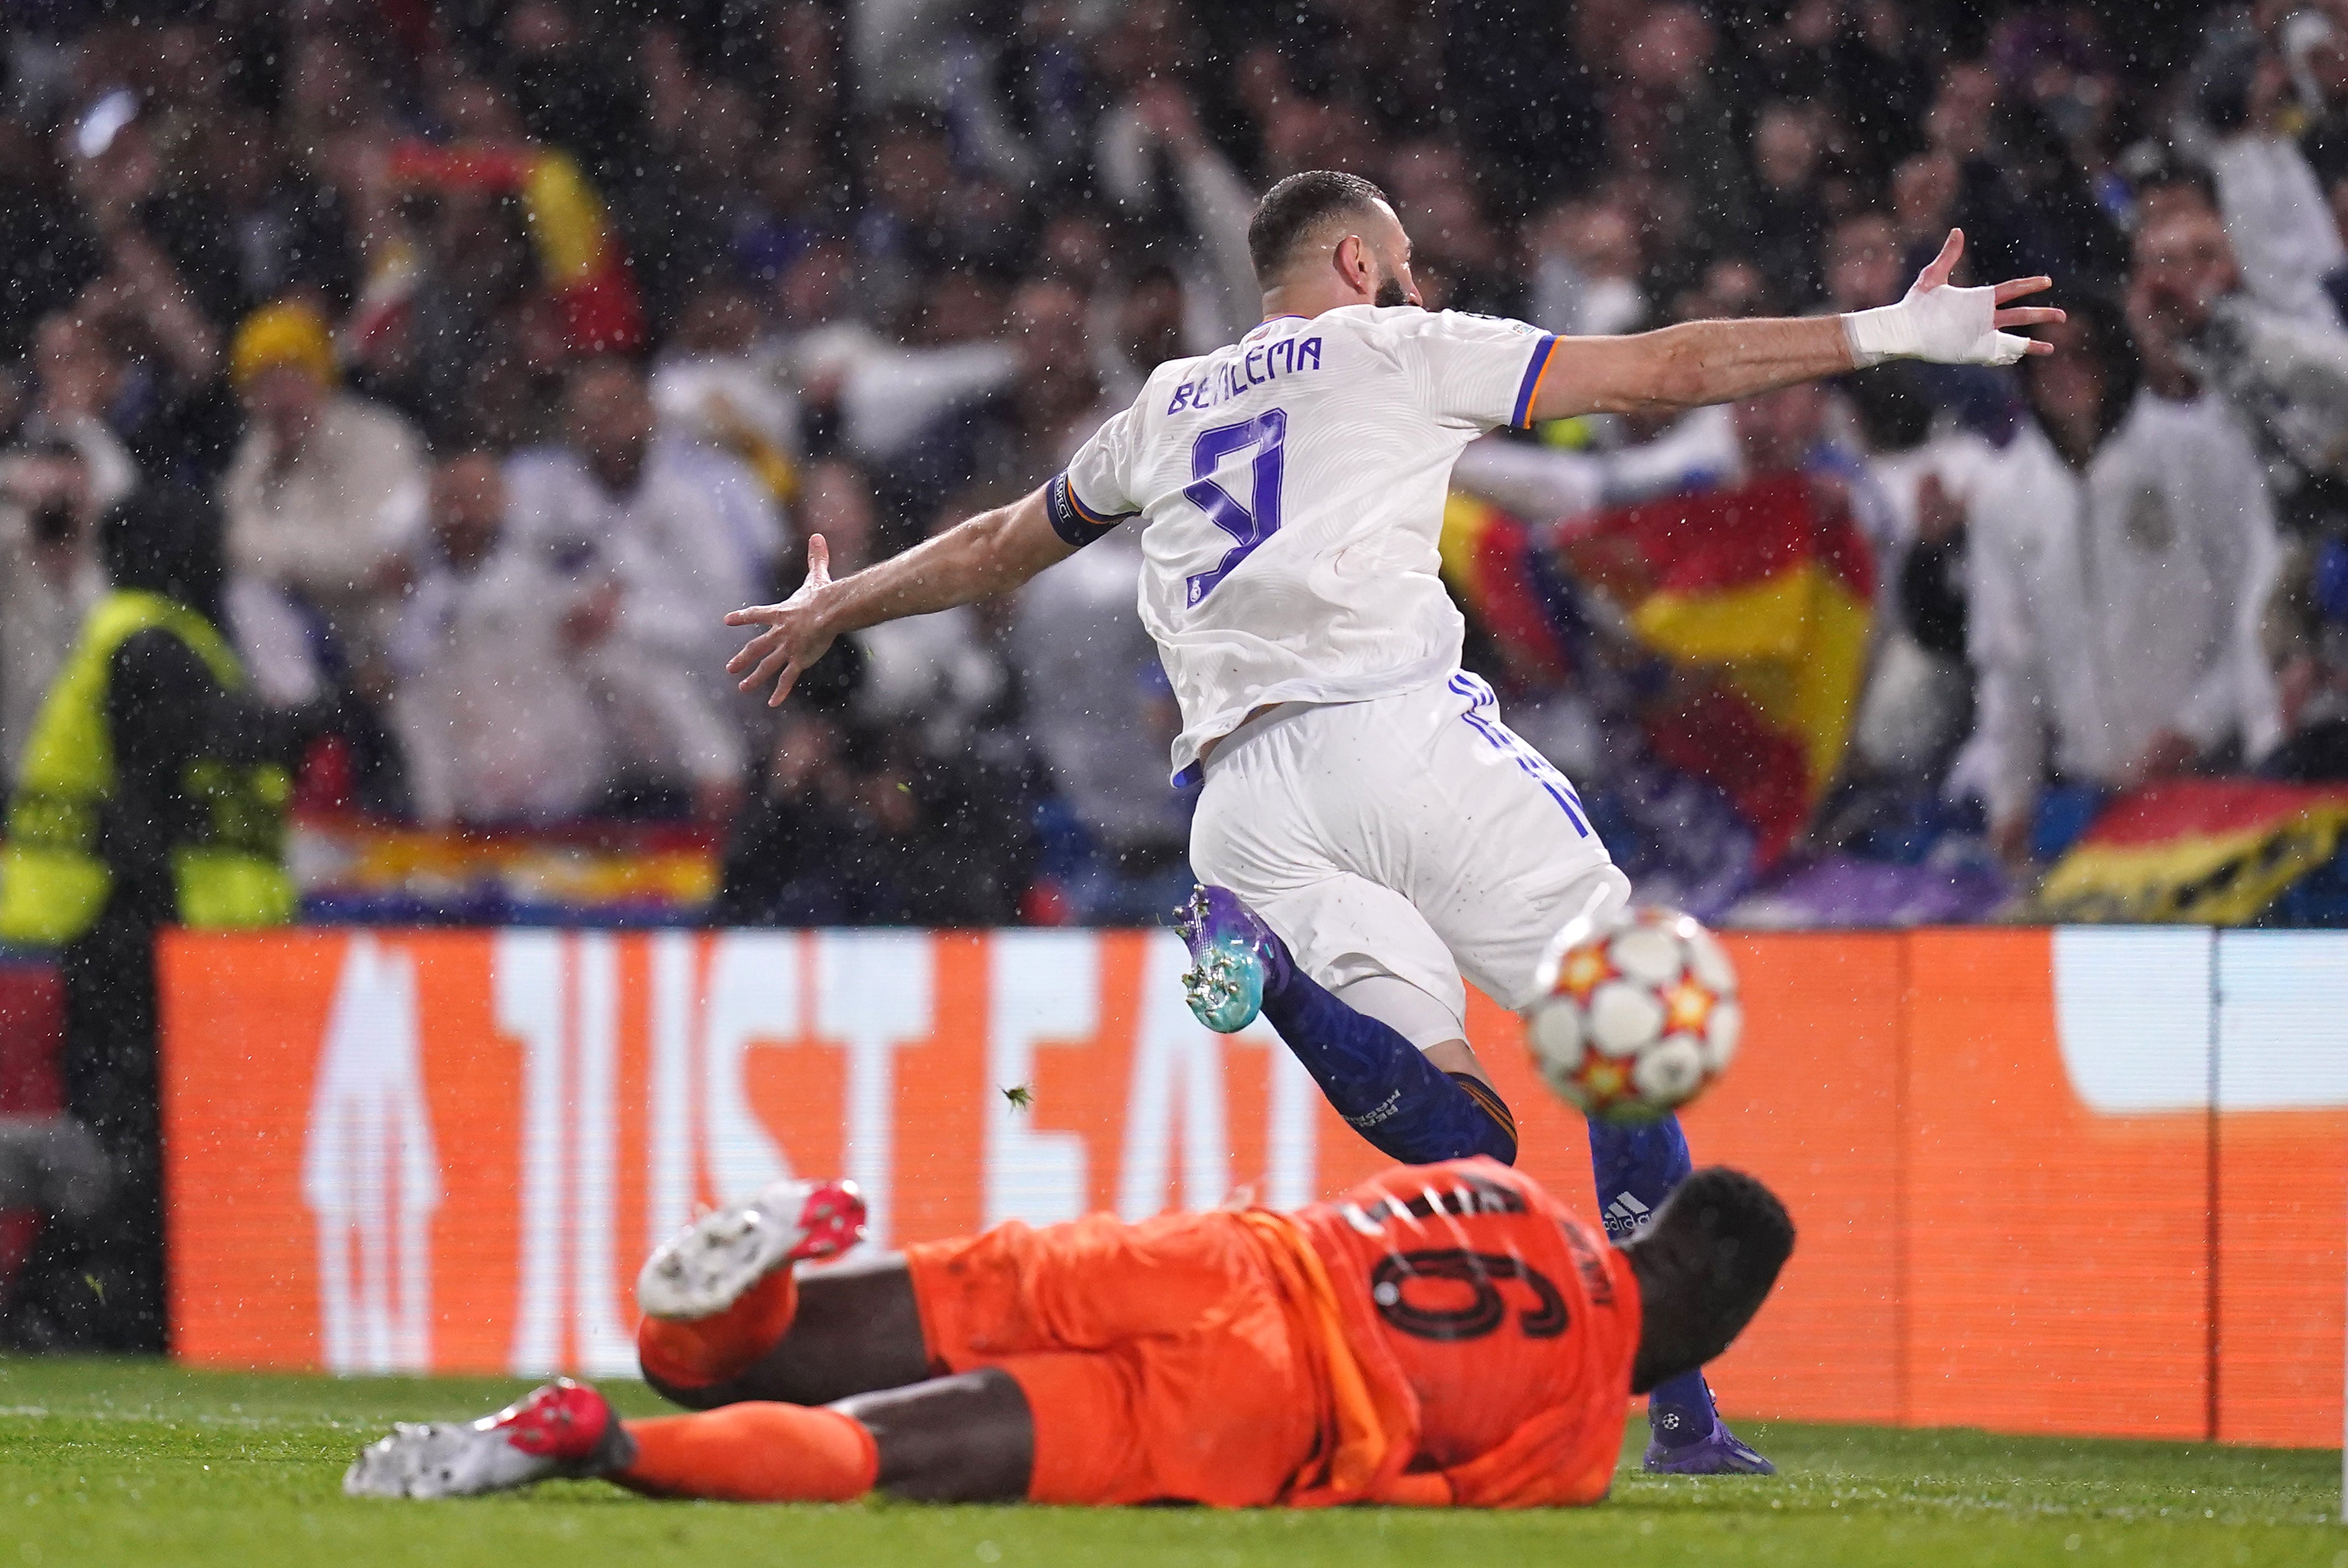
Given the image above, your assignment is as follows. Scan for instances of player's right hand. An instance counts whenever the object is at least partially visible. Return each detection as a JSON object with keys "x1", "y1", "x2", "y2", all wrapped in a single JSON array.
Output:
[{"x1": 726, "y1": 533, "x2": 838, "y2": 708}]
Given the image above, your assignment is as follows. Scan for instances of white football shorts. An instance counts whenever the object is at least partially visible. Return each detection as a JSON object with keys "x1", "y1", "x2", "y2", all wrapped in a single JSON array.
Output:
[{"x1": 1189, "y1": 670, "x2": 1630, "y2": 1048}]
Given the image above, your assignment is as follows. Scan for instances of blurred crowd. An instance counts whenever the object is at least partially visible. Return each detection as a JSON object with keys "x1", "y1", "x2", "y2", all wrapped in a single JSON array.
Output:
[{"x1": 3, "y1": 0, "x2": 2346, "y2": 925}]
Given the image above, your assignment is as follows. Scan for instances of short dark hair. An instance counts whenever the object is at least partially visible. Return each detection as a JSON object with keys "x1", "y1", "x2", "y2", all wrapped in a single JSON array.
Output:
[
  {"x1": 1623, "y1": 1167, "x2": 1795, "y2": 1395},
  {"x1": 1248, "y1": 170, "x2": 1392, "y2": 283}
]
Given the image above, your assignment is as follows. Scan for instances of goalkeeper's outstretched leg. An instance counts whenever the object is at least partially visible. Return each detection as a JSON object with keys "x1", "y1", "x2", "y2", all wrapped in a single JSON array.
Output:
[
  {"x1": 349, "y1": 1176, "x2": 1039, "y2": 1503},
  {"x1": 346, "y1": 1161, "x2": 1794, "y2": 1507}
]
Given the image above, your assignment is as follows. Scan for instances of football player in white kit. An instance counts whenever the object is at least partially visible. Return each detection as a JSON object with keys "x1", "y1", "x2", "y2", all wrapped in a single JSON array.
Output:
[{"x1": 727, "y1": 172, "x2": 2060, "y2": 1474}]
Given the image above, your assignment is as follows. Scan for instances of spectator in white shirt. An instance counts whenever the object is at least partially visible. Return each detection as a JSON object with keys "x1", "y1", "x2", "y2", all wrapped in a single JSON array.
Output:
[
  {"x1": 2130, "y1": 200, "x2": 2348, "y2": 521},
  {"x1": 390, "y1": 449, "x2": 615, "y2": 826},
  {"x1": 649, "y1": 282, "x2": 800, "y2": 503},
  {"x1": 218, "y1": 301, "x2": 423, "y2": 661},
  {"x1": 0, "y1": 425, "x2": 133, "y2": 782},
  {"x1": 1954, "y1": 300, "x2": 2283, "y2": 870},
  {"x1": 1092, "y1": 82, "x2": 1264, "y2": 351},
  {"x1": 2197, "y1": 39, "x2": 2348, "y2": 328},
  {"x1": 394, "y1": 446, "x2": 752, "y2": 827},
  {"x1": 505, "y1": 357, "x2": 781, "y2": 776}
]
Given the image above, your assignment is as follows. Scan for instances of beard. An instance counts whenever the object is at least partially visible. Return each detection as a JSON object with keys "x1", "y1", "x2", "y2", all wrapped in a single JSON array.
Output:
[{"x1": 1374, "y1": 276, "x2": 1411, "y2": 308}]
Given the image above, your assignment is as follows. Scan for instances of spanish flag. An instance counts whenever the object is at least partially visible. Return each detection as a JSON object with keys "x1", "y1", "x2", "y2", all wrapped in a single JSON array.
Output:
[
  {"x1": 375, "y1": 140, "x2": 647, "y2": 354},
  {"x1": 1441, "y1": 475, "x2": 1875, "y2": 866},
  {"x1": 1438, "y1": 492, "x2": 1581, "y2": 689},
  {"x1": 2031, "y1": 778, "x2": 2348, "y2": 924}
]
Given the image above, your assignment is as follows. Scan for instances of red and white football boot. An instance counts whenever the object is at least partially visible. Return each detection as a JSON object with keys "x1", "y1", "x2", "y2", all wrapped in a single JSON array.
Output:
[
  {"x1": 343, "y1": 1378, "x2": 633, "y2": 1499},
  {"x1": 635, "y1": 1178, "x2": 867, "y2": 1321}
]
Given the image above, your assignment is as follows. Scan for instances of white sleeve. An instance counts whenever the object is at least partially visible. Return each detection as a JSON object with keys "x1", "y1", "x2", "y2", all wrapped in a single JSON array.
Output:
[
  {"x1": 1598, "y1": 404, "x2": 1745, "y2": 505},
  {"x1": 2209, "y1": 135, "x2": 2348, "y2": 323},
  {"x1": 708, "y1": 456, "x2": 784, "y2": 582},
  {"x1": 1051, "y1": 398, "x2": 1144, "y2": 548},
  {"x1": 1450, "y1": 435, "x2": 1604, "y2": 521},
  {"x1": 840, "y1": 345, "x2": 1018, "y2": 462},
  {"x1": 58, "y1": 414, "x2": 137, "y2": 509},
  {"x1": 1389, "y1": 309, "x2": 1558, "y2": 431}
]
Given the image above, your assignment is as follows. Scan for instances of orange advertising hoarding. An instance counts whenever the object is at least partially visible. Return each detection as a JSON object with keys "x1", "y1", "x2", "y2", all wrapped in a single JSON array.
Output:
[{"x1": 158, "y1": 926, "x2": 2348, "y2": 1447}]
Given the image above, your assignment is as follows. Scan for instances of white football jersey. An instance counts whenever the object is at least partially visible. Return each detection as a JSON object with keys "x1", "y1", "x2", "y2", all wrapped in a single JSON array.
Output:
[{"x1": 1051, "y1": 306, "x2": 1558, "y2": 779}]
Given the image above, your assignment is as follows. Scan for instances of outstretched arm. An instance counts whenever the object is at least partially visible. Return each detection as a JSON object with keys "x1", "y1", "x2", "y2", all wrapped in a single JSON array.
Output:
[
  {"x1": 727, "y1": 484, "x2": 1073, "y2": 707},
  {"x1": 1529, "y1": 229, "x2": 2063, "y2": 421}
]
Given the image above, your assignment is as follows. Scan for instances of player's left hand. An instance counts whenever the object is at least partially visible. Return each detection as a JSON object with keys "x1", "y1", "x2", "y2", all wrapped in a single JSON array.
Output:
[
  {"x1": 1845, "y1": 228, "x2": 2064, "y2": 368},
  {"x1": 725, "y1": 533, "x2": 839, "y2": 708}
]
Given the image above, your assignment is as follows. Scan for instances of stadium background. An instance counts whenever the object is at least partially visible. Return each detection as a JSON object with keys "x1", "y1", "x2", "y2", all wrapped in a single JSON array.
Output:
[
  {"x1": 147, "y1": 926, "x2": 2348, "y2": 1447},
  {"x1": 1, "y1": 0, "x2": 2346, "y2": 1459}
]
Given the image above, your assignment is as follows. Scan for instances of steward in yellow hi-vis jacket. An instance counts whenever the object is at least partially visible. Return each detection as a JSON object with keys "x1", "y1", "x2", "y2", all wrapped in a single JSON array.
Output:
[
  {"x1": 0, "y1": 485, "x2": 334, "y2": 1353},
  {"x1": 0, "y1": 587, "x2": 294, "y2": 947}
]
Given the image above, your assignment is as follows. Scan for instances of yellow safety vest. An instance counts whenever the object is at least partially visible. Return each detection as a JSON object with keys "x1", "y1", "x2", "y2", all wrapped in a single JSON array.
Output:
[{"x1": 0, "y1": 589, "x2": 294, "y2": 947}]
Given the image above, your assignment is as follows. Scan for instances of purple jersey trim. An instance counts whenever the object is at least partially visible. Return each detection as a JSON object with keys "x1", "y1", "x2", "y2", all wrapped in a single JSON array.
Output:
[{"x1": 1511, "y1": 333, "x2": 1559, "y2": 428}]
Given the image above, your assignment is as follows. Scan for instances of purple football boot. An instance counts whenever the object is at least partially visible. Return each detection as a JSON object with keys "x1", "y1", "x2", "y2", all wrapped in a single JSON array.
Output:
[
  {"x1": 1643, "y1": 1402, "x2": 1777, "y2": 1475},
  {"x1": 1173, "y1": 885, "x2": 1294, "y2": 1033}
]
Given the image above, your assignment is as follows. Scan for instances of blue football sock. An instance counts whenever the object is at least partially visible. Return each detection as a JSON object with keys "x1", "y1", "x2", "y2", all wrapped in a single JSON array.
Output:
[
  {"x1": 1589, "y1": 1115, "x2": 1718, "y2": 1441},
  {"x1": 1588, "y1": 1116, "x2": 1692, "y2": 1239},
  {"x1": 1258, "y1": 966, "x2": 1516, "y2": 1165}
]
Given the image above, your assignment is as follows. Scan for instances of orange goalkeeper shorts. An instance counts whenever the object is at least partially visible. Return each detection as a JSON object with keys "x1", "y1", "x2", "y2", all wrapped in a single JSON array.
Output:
[{"x1": 902, "y1": 1210, "x2": 1325, "y2": 1506}]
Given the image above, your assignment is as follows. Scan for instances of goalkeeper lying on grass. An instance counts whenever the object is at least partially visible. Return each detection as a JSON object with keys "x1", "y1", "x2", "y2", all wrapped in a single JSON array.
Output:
[{"x1": 347, "y1": 1158, "x2": 1791, "y2": 1508}]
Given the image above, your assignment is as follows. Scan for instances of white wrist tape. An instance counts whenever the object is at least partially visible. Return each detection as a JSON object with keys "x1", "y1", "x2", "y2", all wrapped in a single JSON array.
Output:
[
  {"x1": 1842, "y1": 304, "x2": 1917, "y2": 368},
  {"x1": 1842, "y1": 281, "x2": 2029, "y2": 369}
]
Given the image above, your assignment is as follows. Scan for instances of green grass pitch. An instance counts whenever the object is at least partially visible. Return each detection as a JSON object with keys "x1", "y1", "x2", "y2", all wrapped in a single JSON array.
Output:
[{"x1": 2, "y1": 1358, "x2": 2342, "y2": 1567}]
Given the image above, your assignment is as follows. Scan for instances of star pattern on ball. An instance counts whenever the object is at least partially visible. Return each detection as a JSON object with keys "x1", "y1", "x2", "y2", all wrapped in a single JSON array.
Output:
[
  {"x1": 1527, "y1": 905, "x2": 1740, "y2": 1126},
  {"x1": 1662, "y1": 975, "x2": 1716, "y2": 1034},
  {"x1": 1558, "y1": 945, "x2": 1615, "y2": 1003},
  {"x1": 1577, "y1": 1057, "x2": 1630, "y2": 1100}
]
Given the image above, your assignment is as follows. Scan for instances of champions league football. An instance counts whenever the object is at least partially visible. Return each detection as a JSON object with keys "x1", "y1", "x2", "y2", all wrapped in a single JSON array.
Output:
[{"x1": 1524, "y1": 907, "x2": 1742, "y2": 1127}]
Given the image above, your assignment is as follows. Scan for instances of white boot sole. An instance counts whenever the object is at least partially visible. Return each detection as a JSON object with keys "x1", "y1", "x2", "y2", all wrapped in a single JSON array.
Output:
[
  {"x1": 343, "y1": 1421, "x2": 555, "y2": 1499},
  {"x1": 635, "y1": 1178, "x2": 864, "y2": 1321}
]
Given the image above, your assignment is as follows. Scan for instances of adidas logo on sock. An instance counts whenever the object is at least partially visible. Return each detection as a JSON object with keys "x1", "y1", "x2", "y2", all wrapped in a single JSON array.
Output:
[{"x1": 1603, "y1": 1191, "x2": 1652, "y2": 1238}]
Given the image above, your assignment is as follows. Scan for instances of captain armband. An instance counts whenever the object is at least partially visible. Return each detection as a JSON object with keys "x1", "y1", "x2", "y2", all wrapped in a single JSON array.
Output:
[{"x1": 1047, "y1": 472, "x2": 1135, "y2": 549}]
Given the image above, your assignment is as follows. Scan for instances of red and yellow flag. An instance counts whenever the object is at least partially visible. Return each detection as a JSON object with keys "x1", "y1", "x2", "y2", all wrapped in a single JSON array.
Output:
[
  {"x1": 2031, "y1": 777, "x2": 2348, "y2": 924},
  {"x1": 381, "y1": 141, "x2": 647, "y2": 354},
  {"x1": 1442, "y1": 475, "x2": 1875, "y2": 865},
  {"x1": 1438, "y1": 492, "x2": 1577, "y2": 688}
]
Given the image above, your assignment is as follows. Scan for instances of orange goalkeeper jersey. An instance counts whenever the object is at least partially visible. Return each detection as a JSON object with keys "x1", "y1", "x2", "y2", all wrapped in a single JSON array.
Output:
[{"x1": 1262, "y1": 1157, "x2": 1642, "y2": 1508}]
